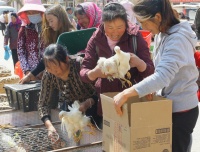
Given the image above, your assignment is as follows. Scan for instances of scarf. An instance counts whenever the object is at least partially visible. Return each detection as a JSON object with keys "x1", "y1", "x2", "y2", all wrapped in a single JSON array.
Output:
[{"x1": 78, "y1": 2, "x2": 102, "y2": 29}]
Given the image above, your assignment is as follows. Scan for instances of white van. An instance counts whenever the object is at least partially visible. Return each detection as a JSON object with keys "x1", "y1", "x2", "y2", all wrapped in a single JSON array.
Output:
[{"x1": 0, "y1": 6, "x2": 16, "y2": 15}]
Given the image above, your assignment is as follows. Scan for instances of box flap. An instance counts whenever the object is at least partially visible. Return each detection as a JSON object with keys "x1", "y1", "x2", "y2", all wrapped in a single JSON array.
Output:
[
  {"x1": 131, "y1": 98, "x2": 172, "y2": 127},
  {"x1": 101, "y1": 93, "x2": 130, "y2": 126}
]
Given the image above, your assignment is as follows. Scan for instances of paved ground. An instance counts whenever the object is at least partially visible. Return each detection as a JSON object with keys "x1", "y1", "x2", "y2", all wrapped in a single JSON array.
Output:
[{"x1": 0, "y1": 34, "x2": 200, "y2": 151}]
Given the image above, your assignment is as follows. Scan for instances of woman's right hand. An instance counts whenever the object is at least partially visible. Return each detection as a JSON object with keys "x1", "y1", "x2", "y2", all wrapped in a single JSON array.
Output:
[
  {"x1": 47, "y1": 125, "x2": 57, "y2": 137},
  {"x1": 87, "y1": 65, "x2": 107, "y2": 81},
  {"x1": 19, "y1": 72, "x2": 38, "y2": 84},
  {"x1": 45, "y1": 120, "x2": 57, "y2": 138}
]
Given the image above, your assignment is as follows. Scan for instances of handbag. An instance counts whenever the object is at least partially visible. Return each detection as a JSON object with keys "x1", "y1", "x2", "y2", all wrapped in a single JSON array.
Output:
[{"x1": 4, "y1": 45, "x2": 11, "y2": 60}]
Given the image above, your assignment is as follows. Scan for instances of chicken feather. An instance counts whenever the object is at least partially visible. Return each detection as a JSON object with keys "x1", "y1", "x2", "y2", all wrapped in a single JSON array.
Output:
[
  {"x1": 97, "y1": 46, "x2": 132, "y2": 87},
  {"x1": 59, "y1": 101, "x2": 91, "y2": 141}
]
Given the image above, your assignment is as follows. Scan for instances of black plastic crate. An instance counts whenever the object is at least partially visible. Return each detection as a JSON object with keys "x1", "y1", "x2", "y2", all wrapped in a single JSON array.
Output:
[{"x1": 4, "y1": 82, "x2": 41, "y2": 112}]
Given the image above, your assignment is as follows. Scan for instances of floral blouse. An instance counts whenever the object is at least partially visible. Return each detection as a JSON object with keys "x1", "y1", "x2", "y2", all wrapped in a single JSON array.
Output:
[{"x1": 38, "y1": 57, "x2": 97, "y2": 122}]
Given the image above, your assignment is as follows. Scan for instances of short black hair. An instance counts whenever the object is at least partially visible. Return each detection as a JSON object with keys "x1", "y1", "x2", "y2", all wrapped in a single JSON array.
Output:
[
  {"x1": 11, "y1": 12, "x2": 18, "y2": 19},
  {"x1": 43, "y1": 44, "x2": 68, "y2": 67},
  {"x1": 3, "y1": 10, "x2": 9, "y2": 14},
  {"x1": 103, "y1": 3, "x2": 128, "y2": 28},
  {"x1": 66, "y1": 7, "x2": 72, "y2": 11}
]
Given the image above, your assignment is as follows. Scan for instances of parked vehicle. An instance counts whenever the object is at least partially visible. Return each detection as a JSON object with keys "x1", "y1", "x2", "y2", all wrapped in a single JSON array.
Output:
[
  {"x1": 0, "y1": 6, "x2": 16, "y2": 30},
  {"x1": 0, "y1": 6, "x2": 16, "y2": 15}
]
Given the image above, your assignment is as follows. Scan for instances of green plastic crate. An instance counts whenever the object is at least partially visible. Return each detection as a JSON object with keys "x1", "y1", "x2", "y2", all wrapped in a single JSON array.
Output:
[{"x1": 57, "y1": 28, "x2": 96, "y2": 55}]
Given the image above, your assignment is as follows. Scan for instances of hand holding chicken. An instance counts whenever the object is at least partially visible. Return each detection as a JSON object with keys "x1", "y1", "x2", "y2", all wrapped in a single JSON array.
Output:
[
  {"x1": 97, "y1": 46, "x2": 132, "y2": 87},
  {"x1": 59, "y1": 101, "x2": 94, "y2": 142}
]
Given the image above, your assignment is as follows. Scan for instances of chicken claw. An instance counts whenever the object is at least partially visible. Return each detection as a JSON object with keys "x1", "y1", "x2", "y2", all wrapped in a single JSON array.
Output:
[
  {"x1": 120, "y1": 78, "x2": 132, "y2": 88},
  {"x1": 126, "y1": 72, "x2": 131, "y2": 80},
  {"x1": 73, "y1": 130, "x2": 82, "y2": 142}
]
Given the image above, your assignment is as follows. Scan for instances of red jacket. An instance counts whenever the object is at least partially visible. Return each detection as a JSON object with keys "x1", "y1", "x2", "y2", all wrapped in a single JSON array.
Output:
[
  {"x1": 194, "y1": 51, "x2": 200, "y2": 101},
  {"x1": 80, "y1": 23, "x2": 154, "y2": 116},
  {"x1": 194, "y1": 51, "x2": 200, "y2": 67}
]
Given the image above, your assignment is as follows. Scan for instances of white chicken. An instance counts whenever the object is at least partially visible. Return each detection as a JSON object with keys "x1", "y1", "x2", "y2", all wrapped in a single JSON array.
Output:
[
  {"x1": 97, "y1": 46, "x2": 132, "y2": 87},
  {"x1": 59, "y1": 101, "x2": 93, "y2": 142},
  {"x1": 97, "y1": 57, "x2": 119, "y2": 81}
]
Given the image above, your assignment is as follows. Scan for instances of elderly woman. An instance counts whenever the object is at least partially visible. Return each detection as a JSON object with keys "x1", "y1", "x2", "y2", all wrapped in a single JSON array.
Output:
[
  {"x1": 74, "y1": 2, "x2": 102, "y2": 29},
  {"x1": 80, "y1": 3, "x2": 154, "y2": 116},
  {"x1": 38, "y1": 44, "x2": 101, "y2": 135},
  {"x1": 4, "y1": 12, "x2": 21, "y2": 67}
]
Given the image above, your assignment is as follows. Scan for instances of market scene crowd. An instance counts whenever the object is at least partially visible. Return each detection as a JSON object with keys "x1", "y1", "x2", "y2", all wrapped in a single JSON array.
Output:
[{"x1": 1, "y1": 0, "x2": 200, "y2": 152}]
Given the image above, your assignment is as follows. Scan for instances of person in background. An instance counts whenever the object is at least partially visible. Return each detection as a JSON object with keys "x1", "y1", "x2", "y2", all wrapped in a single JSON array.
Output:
[
  {"x1": 179, "y1": 12, "x2": 190, "y2": 21},
  {"x1": 80, "y1": 3, "x2": 154, "y2": 117},
  {"x1": 113, "y1": 1, "x2": 199, "y2": 152},
  {"x1": 74, "y1": 2, "x2": 102, "y2": 29},
  {"x1": 38, "y1": 44, "x2": 101, "y2": 135},
  {"x1": 0, "y1": 11, "x2": 9, "y2": 36},
  {"x1": 119, "y1": 0, "x2": 137, "y2": 24},
  {"x1": 17, "y1": 0, "x2": 45, "y2": 76},
  {"x1": 4, "y1": 12, "x2": 21, "y2": 68},
  {"x1": 195, "y1": 8, "x2": 200, "y2": 39},
  {"x1": 66, "y1": 7, "x2": 73, "y2": 21},
  {"x1": 19, "y1": 4, "x2": 75, "y2": 84},
  {"x1": 173, "y1": 9, "x2": 179, "y2": 19},
  {"x1": 66, "y1": 6, "x2": 77, "y2": 29}
]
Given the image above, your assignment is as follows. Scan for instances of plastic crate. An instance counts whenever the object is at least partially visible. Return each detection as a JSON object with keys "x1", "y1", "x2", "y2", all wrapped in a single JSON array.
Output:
[
  {"x1": 57, "y1": 28, "x2": 96, "y2": 55},
  {"x1": 4, "y1": 82, "x2": 41, "y2": 112},
  {"x1": 140, "y1": 30, "x2": 152, "y2": 48}
]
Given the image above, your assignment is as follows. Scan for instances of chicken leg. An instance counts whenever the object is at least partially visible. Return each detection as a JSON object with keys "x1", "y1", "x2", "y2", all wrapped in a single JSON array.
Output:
[
  {"x1": 126, "y1": 71, "x2": 131, "y2": 80},
  {"x1": 119, "y1": 78, "x2": 132, "y2": 88}
]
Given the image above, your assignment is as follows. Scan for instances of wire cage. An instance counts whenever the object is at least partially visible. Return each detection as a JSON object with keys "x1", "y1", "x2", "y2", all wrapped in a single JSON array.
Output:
[
  {"x1": 0, "y1": 123, "x2": 102, "y2": 152},
  {"x1": 0, "y1": 128, "x2": 59, "y2": 152}
]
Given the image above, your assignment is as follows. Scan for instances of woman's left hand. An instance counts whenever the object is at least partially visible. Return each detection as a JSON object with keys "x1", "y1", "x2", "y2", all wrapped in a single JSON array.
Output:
[
  {"x1": 129, "y1": 53, "x2": 146, "y2": 72},
  {"x1": 129, "y1": 53, "x2": 140, "y2": 68},
  {"x1": 79, "y1": 98, "x2": 94, "y2": 113}
]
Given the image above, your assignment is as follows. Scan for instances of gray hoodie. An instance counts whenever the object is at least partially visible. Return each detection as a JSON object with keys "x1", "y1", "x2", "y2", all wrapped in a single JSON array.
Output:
[{"x1": 135, "y1": 21, "x2": 199, "y2": 112}]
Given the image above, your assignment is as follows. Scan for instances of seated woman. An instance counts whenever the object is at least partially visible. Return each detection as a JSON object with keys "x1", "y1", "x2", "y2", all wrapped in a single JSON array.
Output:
[
  {"x1": 80, "y1": 3, "x2": 154, "y2": 116},
  {"x1": 38, "y1": 44, "x2": 101, "y2": 135},
  {"x1": 74, "y1": 2, "x2": 102, "y2": 29}
]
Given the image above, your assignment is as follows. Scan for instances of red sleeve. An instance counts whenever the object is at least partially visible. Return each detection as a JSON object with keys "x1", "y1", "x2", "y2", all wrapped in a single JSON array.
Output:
[{"x1": 194, "y1": 51, "x2": 200, "y2": 67}]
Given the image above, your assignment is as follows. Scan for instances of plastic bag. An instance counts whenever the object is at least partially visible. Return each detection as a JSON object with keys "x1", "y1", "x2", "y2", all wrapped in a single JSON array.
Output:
[
  {"x1": 14, "y1": 61, "x2": 23, "y2": 80},
  {"x1": 4, "y1": 45, "x2": 11, "y2": 60}
]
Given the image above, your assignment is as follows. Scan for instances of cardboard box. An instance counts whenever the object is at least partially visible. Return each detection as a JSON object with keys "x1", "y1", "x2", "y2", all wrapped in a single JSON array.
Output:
[{"x1": 101, "y1": 92, "x2": 172, "y2": 152}]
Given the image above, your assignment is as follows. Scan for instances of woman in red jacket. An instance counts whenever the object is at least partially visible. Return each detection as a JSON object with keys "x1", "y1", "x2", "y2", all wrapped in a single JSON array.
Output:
[{"x1": 80, "y1": 3, "x2": 154, "y2": 116}]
